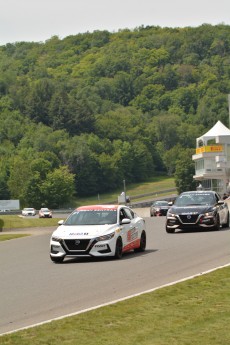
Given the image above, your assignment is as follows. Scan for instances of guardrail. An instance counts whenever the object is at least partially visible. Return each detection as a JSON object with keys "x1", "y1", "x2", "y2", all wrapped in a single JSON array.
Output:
[
  {"x1": 130, "y1": 194, "x2": 178, "y2": 208},
  {"x1": 129, "y1": 188, "x2": 177, "y2": 201}
]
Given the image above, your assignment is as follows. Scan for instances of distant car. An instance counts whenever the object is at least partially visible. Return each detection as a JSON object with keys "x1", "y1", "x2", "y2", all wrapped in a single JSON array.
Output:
[
  {"x1": 165, "y1": 190, "x2": 229, "y2": 233},
  {"x1": 150, "y1": 200, "x2": 170, "y2": 217},
  {"x1": 50, "y1": 204, "x2": 147, "y2": 263},
  {"x1": 39, "y1": 208, "x2": 52, "y2": 218},
  {"x1": 22, "y1": 208, "x2": 36, "y2": 216}
]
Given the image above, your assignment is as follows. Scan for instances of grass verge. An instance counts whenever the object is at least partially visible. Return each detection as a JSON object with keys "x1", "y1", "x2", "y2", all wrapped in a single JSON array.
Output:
[
  {"x1": 0, "y1": 215, "x2": 61, "y2": 230},
  {"x1": 0, "y1": 234, "x2": 30, "y2": 241},
  {"x1": 1, "y1": 266, "x2": 230, "y2": 344}
]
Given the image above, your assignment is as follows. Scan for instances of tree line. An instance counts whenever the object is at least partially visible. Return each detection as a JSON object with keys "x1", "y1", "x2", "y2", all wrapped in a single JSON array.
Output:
[{"x1": 0, "y1": 24, "x2": 230, "y2": 207}]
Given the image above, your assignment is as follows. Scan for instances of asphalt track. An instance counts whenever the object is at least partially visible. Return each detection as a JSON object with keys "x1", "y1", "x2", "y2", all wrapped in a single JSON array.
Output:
[{"x1": 0, "y1": 208, "x2": 230, "y2": 335}]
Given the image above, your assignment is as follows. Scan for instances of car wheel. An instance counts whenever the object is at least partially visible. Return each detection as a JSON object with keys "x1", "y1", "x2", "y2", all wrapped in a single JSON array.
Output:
[
  {"x1": 134, "y1": 230, "x2": 146, "y2": 252},
  {"x1": 50, "y1": 255, "x2": 64, "y2": 263},
  {"x1": 213, "y1": 215, "x2": 220, "y2": 231},
  {"x1": 114, "y1": 237, "x2": 123, "y2": 259},
  {"x1": 166, "y1": 226, "x2": 175, "y2": 233},
  {"x1": 222, "y1": 212, "x2": 229, "y2": 228}
]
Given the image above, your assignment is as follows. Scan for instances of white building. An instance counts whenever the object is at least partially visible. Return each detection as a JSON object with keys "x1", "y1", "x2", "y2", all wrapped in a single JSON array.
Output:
[{"x1": 192, "y1": 120, "x2": 230, "y2": 195}]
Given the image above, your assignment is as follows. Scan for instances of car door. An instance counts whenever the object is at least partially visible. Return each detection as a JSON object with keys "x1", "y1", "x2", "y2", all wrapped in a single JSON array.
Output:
[
  {"x1": 215, "y1": 193, "x2": 228, "y2": 224},
  {"x1": 218, "y1": 201, "x2": 228, "y2": 224},
  {"x1": 118, "y1": 208, "x2": 130, "y2": 248},
  {"x1": 119, "y1": 207, "x2": 139, "y2": 250}
]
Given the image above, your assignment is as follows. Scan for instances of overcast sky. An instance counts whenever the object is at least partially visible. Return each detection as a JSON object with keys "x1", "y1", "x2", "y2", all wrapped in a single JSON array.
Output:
[{"x1": 1, "y1": 0, "x2": 230, "y2": 45}]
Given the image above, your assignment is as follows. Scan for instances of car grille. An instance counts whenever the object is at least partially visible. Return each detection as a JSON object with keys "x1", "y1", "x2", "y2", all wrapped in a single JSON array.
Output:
[
  {"x1": 160, "y1": 209, "x2": 168, "y2": 215},
  {"x1": 63, "y1": 239, "x2": 90, "y2": 251},
  {"x1": 178, "y1": 214, "x2": 199, "y2": 224}
]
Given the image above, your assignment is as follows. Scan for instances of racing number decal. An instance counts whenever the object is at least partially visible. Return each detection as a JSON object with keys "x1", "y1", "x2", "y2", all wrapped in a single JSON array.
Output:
[
  {"x1": 123, "y1": 227, "x2": 140, "y2": 252},
  {"x1": 127, "y1": 227, "x2": 138, "y2": 242}
]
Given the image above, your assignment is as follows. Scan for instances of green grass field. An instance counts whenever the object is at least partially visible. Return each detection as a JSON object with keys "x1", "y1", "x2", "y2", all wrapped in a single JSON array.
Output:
[
  {"x1": 1, "y1": 265, "x2": 230, "y2": 344},
  {"x1": 75, "y1": 176, "x2": 176, "y2": 206},
  {"x1": 0, "y1": 215, "x2": 61, "y2": 230},
  {"x1": 0, "y1": 233, "x2": 30, "y2": 241}
]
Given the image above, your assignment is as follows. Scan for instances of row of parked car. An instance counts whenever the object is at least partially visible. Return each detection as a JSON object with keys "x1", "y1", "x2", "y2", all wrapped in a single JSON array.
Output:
[
  {"x1": 150, "y1": 190, "x2": 229, "y2": 233},
  {"x1": 21, "y1": 207, "x2": 52, "y2": 218}
]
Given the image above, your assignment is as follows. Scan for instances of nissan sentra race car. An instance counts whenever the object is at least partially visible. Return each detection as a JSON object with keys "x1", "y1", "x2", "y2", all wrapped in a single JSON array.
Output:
[
  {"x1": 50, "y1": 205, "x2": 146, "y2": 262},
  {"x1": 165, "y1": 190, "x2": 229, "y2": 233},
  {"x1": 39, "y1": 207, "x2": 52, "y2": 218}
]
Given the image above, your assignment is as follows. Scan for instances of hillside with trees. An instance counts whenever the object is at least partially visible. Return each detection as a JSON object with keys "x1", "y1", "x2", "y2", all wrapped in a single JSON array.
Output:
[{"x1": 0, "y1": 24, "x2": 230, "y2": 207}]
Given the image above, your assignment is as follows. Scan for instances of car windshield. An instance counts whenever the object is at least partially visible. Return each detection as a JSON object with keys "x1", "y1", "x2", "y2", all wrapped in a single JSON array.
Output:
[
  {"x1": 41, "y1": 208, "x2": 49, "y2": 211},
  {"x1": 24, "y1": 208, "x2": 34, "y2": 211},
  {"x1": 153, "y1": 201, "x2": 168, "y2": 206},
  {"x1": 64, "y1": 210, "x2": 118, "y2": 225},
  {"x1": 175, "y1": 193, "x2": 215, "y2": 206}
]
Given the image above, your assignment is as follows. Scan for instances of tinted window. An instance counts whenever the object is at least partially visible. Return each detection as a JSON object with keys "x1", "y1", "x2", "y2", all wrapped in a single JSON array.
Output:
[
  {"x1": 124, "y1": 208, "x2": 134, "y2": 220},
  {"x1": 153, "y1": 201, "x2": 168, "y2": 206},
  {"x1": 175, "y1": 192, "x2": 216, "y2": 206},
  {"x1": 119, "y1": 209, "x2": 127, "y2": 222},
  {"x1": 65, "y1": 210, "x2": 117, "y2": 225}
]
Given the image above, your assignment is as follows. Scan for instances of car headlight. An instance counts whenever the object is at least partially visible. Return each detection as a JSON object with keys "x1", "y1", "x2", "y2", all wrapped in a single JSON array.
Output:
[
  {"x1": 204, "y1": 211, "x2": 215, "y2": 217},
  {"x1": 155, "y1": 208, "x2": 160, "y2": 211},
  {"x1": 95, "y1": 232, "x2": 115, "y2": 242},
  {"x1": 52, "y1": 236, "x2": 62, "y2": 243},
  {"x1": 167, "y1": 211, "x2": 176, "y2": 217}
]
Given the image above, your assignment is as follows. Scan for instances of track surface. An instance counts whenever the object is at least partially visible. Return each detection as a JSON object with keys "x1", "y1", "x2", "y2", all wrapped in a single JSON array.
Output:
[{"x1": 0, "y1": 212, "x2": 230, "y2": 334}]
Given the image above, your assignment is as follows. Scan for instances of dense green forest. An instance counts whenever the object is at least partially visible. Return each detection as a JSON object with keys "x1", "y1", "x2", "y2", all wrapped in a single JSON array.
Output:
[{"x1": 0, "y1": 24, "x2": 230, "y2": 207}]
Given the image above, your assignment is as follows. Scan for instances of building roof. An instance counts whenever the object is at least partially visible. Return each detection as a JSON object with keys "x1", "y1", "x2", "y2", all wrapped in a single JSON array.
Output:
[{"x1": 197, "y1": 120, "x2": 230, "y2": 145}]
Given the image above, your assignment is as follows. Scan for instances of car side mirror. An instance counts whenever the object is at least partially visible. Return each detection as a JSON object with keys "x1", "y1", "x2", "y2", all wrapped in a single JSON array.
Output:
[
  {"x1": 217, "y1": 200, "x2": 224, "y2": 205},
  {"x1": 58, "y1": 220, "x2": 64, "y2": 225},
  {"x1": 121, "y1": 218, "x2": 131, "y2": 224}
]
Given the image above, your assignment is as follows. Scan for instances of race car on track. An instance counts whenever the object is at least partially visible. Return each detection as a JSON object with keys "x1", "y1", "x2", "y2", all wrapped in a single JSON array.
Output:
[
  {"x1": 39, "y1": 207, "x2": 52, "y2": 218},
  {"x1": 50, "y1": 204, "x2": 146, "y2": 263},
  {"x1": 21, "y1": 207, "x2": 36, "y2": 216},
  {"x1": 165, "y1": 190, "x2": 229, "y2": 233},
  {"x1": 150, "y1": 200, "x2": 170, "y2": 216}
]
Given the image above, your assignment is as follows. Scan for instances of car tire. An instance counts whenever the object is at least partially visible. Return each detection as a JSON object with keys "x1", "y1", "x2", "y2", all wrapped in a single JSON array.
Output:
[
  {"x1": 50, "y1": 255, "x2": 64, "y2": 263},
  {"x1": 134, "y1": 230, "x2": 146, "y2": 252},
  {"x1": 114, "y1": 237, "x2": 123, "y2": 259},
  {"x1": 213, "y1": 215, "x2": 220, "y2": 231},
  {"x1": 222, "y1": 212, "x2": 229, "y2": 228},
  {"x1": 166, "y1": 226, "x2": 175, "y2": 233}
]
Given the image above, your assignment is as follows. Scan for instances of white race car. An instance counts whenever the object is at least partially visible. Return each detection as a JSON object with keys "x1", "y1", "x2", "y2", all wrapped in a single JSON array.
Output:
[
  {"x1": 21, "y1": 207, "x2": 36, "y2": 216},
  {"x1": 50, "y1": 204, "x2": 146, "y2": 262}
]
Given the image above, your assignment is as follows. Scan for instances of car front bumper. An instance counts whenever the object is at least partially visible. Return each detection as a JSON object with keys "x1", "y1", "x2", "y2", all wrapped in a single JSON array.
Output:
[
  {"x1": 166, "y1": 214, "x2": 217, "y2": 230},
  {"x1": 50, "y1": 237, "x2": 117, "y2": 258}
]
